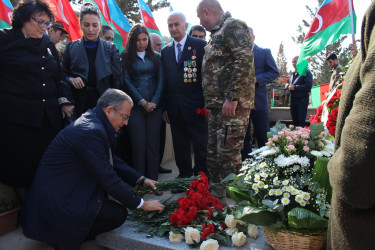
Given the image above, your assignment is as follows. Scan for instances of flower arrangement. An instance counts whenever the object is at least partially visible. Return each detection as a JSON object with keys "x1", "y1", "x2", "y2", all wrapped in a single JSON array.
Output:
[
  {"x1": 224, "y1": 122, "x2": 333, "y2": 234},
  {"x1": 132, "y1": 173, "x2": 259, "y2": 249},
  {"x1": 310, "y1": 86, "x2": 342, "y2": 136}
]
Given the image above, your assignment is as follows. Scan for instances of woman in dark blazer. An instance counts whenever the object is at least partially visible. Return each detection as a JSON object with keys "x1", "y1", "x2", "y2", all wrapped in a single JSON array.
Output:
[
  {"x1": 121, "y1": 24, "x2": 164, "y2": 181},
  {"x1": 62, "y1": 5, "x2": 122, "y2": 117},
  {"x1": 0, "y1": 0, "x2": 73, "y2": 192}
]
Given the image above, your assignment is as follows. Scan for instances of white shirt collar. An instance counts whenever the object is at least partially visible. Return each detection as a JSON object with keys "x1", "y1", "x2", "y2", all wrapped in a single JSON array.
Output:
[
  {"x1": 137, "y1": 51, "x2": 146, "y2": 61},
  {"x1": 174, "y1": 34, "x2": 188, "y2": 49}
]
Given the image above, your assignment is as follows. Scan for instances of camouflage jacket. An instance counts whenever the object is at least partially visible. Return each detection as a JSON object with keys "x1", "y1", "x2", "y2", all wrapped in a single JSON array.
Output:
[
  {"x1": 202, "y1": 12, "x2": 255, "y2": 109},
  {"x1": 329, "y1": 64, "x2": 342, "y2": 92}
]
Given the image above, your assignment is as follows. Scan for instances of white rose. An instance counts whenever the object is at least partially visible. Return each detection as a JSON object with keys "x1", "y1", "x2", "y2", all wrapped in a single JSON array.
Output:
[
  {"x1": 199, "y1": 239, "x2": 220, "y2": 250},
  {"x1": 185, "y1": 227, "x2": 201, "y2": 245},
  {"x1": 232, "y1": 232, "x2": 247, "y2": 247},
  {"x1": 247, "y1": 224, "x2": 258, "y2": 239},
  {"x1": 169, "y1": 231, "x2": 183, "y2": 243},
  {"x1": 225, "y1": 214, "x2": 237, "y2": 229},
  {"x1": 225, "y1": 227, "x2": 238, "y2": 236}
]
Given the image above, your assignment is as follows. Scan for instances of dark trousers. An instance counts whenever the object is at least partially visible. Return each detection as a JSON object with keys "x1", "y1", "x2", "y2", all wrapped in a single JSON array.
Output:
[
  {"x1": 290, "y1": 97, "x2": 309, "y2": 127},
  {"x1": 170, "y1": 109, "x2": 209, "y2": 178},
  {"x1": 86, "y1": 198, "x2": 128, "y2": 240},
  {"x1": 127, "y1": 108, "x2": 162, "y2": 180},
  {"x1": 241, "y1": 109, "x2": 270, "y2": 160},
  {"x1": 159, "y1": 120, "x2": 166, "y2": 164}
]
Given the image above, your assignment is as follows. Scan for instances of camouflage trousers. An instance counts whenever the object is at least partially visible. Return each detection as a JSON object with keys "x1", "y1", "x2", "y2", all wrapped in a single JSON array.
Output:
[{"x1": 207, "y1": 108, "x2": 250, "y2": 184}]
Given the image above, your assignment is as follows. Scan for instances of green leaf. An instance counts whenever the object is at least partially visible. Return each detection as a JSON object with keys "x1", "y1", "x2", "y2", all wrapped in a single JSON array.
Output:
[
  {"x1": 309, "y1": 123, "x2": 325, "y2": 139},
  {"x1": 288, "y1": 207, "x2": 328, "y2": 230},
  {"x1": 221, "y1": 173, "x2": 237, "y2": 183},
  {"x1": 269, "y1": 121, "x2": 286, "y2": 137},
  {"x1": 234, "y1": 206, "x2": 279, "y2": 226},
  {"x1": 227, "y1": 186, "x2": 250, "y2": 203},
  {"x1": 313, "y1": 156, "x2": 332, "y2": 202}
]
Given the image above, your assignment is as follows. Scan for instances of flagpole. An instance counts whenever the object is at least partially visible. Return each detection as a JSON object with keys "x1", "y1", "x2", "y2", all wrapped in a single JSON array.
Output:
[
  {"x1": 348, "y1": 0, "x2": 357, "y2": 53},
  {"x1": 137, "y1": 0, "x2": 145, "y2": 24}
]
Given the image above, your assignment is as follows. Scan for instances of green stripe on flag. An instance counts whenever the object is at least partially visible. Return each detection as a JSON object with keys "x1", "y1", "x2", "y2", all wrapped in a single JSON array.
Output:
[
  {"x1": 311, "y1": 85, "x2": 321, "y2": 108},
  {"x1": 0, "y1": 20, "x2": 11, "y2": 29},
  {"x1": 297, "y1": 13, "x2": 357, "y2": 76}
]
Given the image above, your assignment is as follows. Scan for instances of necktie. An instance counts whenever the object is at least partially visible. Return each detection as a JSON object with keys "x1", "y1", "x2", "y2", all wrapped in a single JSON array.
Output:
[{"x1": 177, "y1": 43, "x2": 182, "y2": 62}]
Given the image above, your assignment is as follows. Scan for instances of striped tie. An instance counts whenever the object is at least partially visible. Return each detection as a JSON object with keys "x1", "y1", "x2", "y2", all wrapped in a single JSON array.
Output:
[{"x1": 177, "y1": 43, "x2": 182, "y2": 62}]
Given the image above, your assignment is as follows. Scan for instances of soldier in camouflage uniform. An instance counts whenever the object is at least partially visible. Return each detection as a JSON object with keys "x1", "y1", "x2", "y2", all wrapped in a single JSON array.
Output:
[
  {"x1": 326, "y1": 53, "x2": 342, "y2": 93},
  {"x1": 197, "y1": 0, "x2": 255, "y2": 188}
]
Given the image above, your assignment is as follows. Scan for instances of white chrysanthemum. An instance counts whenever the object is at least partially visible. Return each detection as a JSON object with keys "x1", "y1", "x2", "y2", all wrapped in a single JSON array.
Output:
[
  {"x1": 240, "y1": 165, "x2": 249, "y2": 171},
  {"x1": 300, "y1": 200, "x2": 307, "y2": 206},
  {"x1": 281, "y1": 197, "x2": 290, "y2": 205},
  {"x1": 250, "y1": 146, "x2": 270, "y2": 155},
  {"x1": 282, "y1": 186, "x2": 288, "y2": 192},
  {"x1": 269, "y1": 189, "x2": 275, "y2": 196},
  {"x1": 254, "y1": 176, "x2": 260, "y2": 182},
  {"x1": 323, "y1": 143, "x2": 334, "y2": 154},
  {"x1": 282, "y1": 180, "x2": 289, "y2": 185},
  {"x1": 292, "y1": 189, "x2": 299, "y2": 195},
  {"x1": 320, "y1": 150, "x2": 332, "y2": 157},
  {"x1": 275, "y1": 189, "x2": 283, "y2": 196},
  {"x1": 283, "y1": 192, "x2": 290, "y2": 198},
  {"x1": 298, "y1": 190, "x2": 303, "y2": 195},
  {"x1": 260, "y1": 172, "x2": 268, "y2": 178},
  {"x1": 258, "y1": 181, "x2": 264, "y2": 188},
  {"x1": 290, "y1": 155, "x2": 299, "y2": 164},
  {"x1": 287, "y1": 186, "x2": 295, "y2": 192},
  {"x1": 292, "y1": 165, "x2": 300, "y2": 171},
  {"x1": 273, "y1": 176, "x2": 278, "y2": 183},
  {"x1": 295, "y1": 195, "x2": 303, "y2": 203},
  {"x1": 302, "y1": 192, "x2": 310, "y2": 200},
  {"x1": 311, "y1": 150, "x2": 323, "y2": 157},
  {"x1": 264, "y1": 185, "x2": 269, "y2": 189},
  {"x1": 244, "y1": 174, "x2": 251, "y2": 181},
  {"x1": 299, "y1": 156, "x2": 310, "y2": 166},
  {"x1": 252, "y1": 183, "x2": 258, "y2": 190},
  {"x1": 200, "y1": 239, "x2": 219, "y2": 250}
]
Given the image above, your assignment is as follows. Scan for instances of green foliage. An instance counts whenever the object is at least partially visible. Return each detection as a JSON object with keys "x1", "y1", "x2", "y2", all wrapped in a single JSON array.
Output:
[
  {"x1": 234, "y1": 206, "x2": 280, "y2": 226},
  {"x1": 313, "y1": 156, "x2": 332, "y2": 202},
  {"x1": 288, "y1": 207, "x2": 328, "y2": 229},
  {"x1": 137, "y1": 177, "x2": 192, "y2": 197}
]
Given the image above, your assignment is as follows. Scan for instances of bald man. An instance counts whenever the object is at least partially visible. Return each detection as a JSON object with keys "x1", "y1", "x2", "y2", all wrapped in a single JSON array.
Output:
[
  {"x1": 149, "y1": 33, "x2": 163, "y2": 53},
  {"x1": 197, "y1": 0, "x2": 255, "y2": 194}
]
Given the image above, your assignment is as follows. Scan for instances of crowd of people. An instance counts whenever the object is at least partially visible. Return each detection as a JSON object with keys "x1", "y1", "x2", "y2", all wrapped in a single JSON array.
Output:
[{"x1": 0, "y1": 0, "x2": 374, "y2": 249}]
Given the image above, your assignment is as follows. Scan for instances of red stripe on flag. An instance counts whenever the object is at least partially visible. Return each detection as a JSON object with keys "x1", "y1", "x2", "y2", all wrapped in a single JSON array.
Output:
[
  {"x1": 112, "y1": 21, "x2": 128, "y2": 49},
  {"x1": 92, "y1": 0, "x2": 111, "y2": 25},
  {"x1": 320, "y1": 83, "x2": 330, "y2": 103},
  {"x1": 141, "y1": 10, "x2": 160, "y2": 31},
  {"x1": 0, "y1": 2, "x2": 12, "y2": 25},
  {"x1": 305, "y1": 0, "x2": 350, "y2": 41}
]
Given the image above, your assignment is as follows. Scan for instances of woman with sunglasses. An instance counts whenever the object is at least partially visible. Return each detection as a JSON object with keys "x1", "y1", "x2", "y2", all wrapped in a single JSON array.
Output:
[
  {"x1": 62, "y1": 5, "x2": 122, "y2": 118},
  {"x1": 121, "y1": 24, "x2": 165, "y2": 183},
  {"x1": 0, "y1": 0, "x2": 73, "y2": 195}
]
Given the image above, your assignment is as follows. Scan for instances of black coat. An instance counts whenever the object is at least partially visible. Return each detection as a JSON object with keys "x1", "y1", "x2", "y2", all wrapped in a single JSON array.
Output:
[
  {"x1": 62, "y1": 38, "x2": 122, "y2": 115},
  {"x1": 21, "y1": 105, "x2": 142, "y2": 250},
  {"x1": 0, "y1": 28, "x2": 71, "y2": 127},
  {"x1": 161, "y1": 36, "x2": 206, "y2": 123}
]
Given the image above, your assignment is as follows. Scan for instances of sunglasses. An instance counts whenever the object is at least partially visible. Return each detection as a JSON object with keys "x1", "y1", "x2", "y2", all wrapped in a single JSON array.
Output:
[{"x1": 81, "y1": 5, "x2": 100, "y2": 13}]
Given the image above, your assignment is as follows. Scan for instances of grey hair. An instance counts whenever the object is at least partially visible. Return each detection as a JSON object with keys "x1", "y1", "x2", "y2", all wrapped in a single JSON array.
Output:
[
  {"x1": 168, "y1": 11, "x2": 186, "y2": 24},
  {"x1": 98, "y1": 89, "x2": 133, "y2": 110}
]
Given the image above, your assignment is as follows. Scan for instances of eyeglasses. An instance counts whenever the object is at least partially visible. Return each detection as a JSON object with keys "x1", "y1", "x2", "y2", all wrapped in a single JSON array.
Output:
[
  {"x1": 113, "y1": 107, "x2": 130, "y2": 121},
  {"x1": 81, "y1": 5, "x2": 100, "y2": 13},
  {"x1": 31, "y1": 16, "x2": 52, "y2": 29}
]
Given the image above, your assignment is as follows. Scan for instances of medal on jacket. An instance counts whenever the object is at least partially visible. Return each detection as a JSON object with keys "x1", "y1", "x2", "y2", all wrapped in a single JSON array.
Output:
[
  {"x1": 211, "y1": 44, "x2": 217, "y2": 56},
  {"x1": 188, "y1": 61, "x2": 192, "y2": 82},
  {"x1": 191, "y1": 50, "x2": 198, "y2": 82},
  {"x1": 217, "y1": 45, "x2": 222, "y2": 56},
  {"x1": 184, "y1": 61, "x2": 188, "y2": 82}
]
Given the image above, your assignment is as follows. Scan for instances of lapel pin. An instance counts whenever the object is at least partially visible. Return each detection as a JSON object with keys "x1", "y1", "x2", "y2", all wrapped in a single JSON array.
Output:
[{"x1": 188, "y1": 46, "x2": 191, "y2": 50}]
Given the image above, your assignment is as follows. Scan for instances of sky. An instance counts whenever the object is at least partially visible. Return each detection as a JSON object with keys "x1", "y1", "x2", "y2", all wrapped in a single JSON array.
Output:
[{"x1": 153, "y1": 0, "x2": 371, "y2": 71}]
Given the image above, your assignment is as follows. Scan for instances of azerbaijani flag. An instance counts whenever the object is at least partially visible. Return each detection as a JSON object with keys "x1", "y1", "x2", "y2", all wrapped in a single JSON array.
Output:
[
  {"x1": 297, "y1": 0, "x2": 356, "y2": 76},
  {"x1": 0, "y1": 0, "x2": 13, "y2": 29},
  {"x1": 137, "y1": 0, "x2": 164, "y2": 45},
  {"x1": 88, "y1": 0, "x2": 131, "y2": 52},
  {"x1": 311, "y1": 83, "x2": 330, "y2": 107},
  {"x1": 49, "y1": 0, "x2": 81, "y2": 41}
]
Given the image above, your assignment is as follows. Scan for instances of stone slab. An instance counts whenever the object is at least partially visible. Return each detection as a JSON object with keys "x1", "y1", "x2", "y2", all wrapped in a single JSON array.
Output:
[{"x1": 96, "y1": 220, "x2": 273, "y2": 250}]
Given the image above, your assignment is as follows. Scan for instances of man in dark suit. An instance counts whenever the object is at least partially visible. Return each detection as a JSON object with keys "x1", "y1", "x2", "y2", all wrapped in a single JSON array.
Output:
[
  {"x1": 286, "y1": 56, "x2": 313, "y2": 127},
  {"x1": 161, "y1": 12, "x2": 209, "y2": 179},
  {"x1": 242, "y1": 27, "x2": 279, "y2": 160}
]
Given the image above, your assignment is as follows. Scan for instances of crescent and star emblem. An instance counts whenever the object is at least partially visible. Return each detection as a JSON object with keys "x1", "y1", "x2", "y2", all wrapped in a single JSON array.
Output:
[{"x1": 312, "y1": 14, "x2": 323, "y2": 34}]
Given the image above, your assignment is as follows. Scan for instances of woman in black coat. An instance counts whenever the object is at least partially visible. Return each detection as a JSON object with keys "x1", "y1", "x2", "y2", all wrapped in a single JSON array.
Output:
[
  {"x1": 62, "y1": 5, "x2": 122, "y2": 118},
  {"x1": 0, "y1": 0, "x2": 73, "y2": 192}
]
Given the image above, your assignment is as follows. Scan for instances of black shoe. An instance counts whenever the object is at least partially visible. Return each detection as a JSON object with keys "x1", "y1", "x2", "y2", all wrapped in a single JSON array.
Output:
[{"x1": 159, "y1": 166, "x2": 172, "y2": 174}]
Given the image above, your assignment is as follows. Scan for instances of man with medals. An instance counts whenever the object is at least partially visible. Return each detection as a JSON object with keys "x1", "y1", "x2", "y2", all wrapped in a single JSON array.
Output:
[{"x1": 161, "y1": 12, "x2": 210, "y2": 185}]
